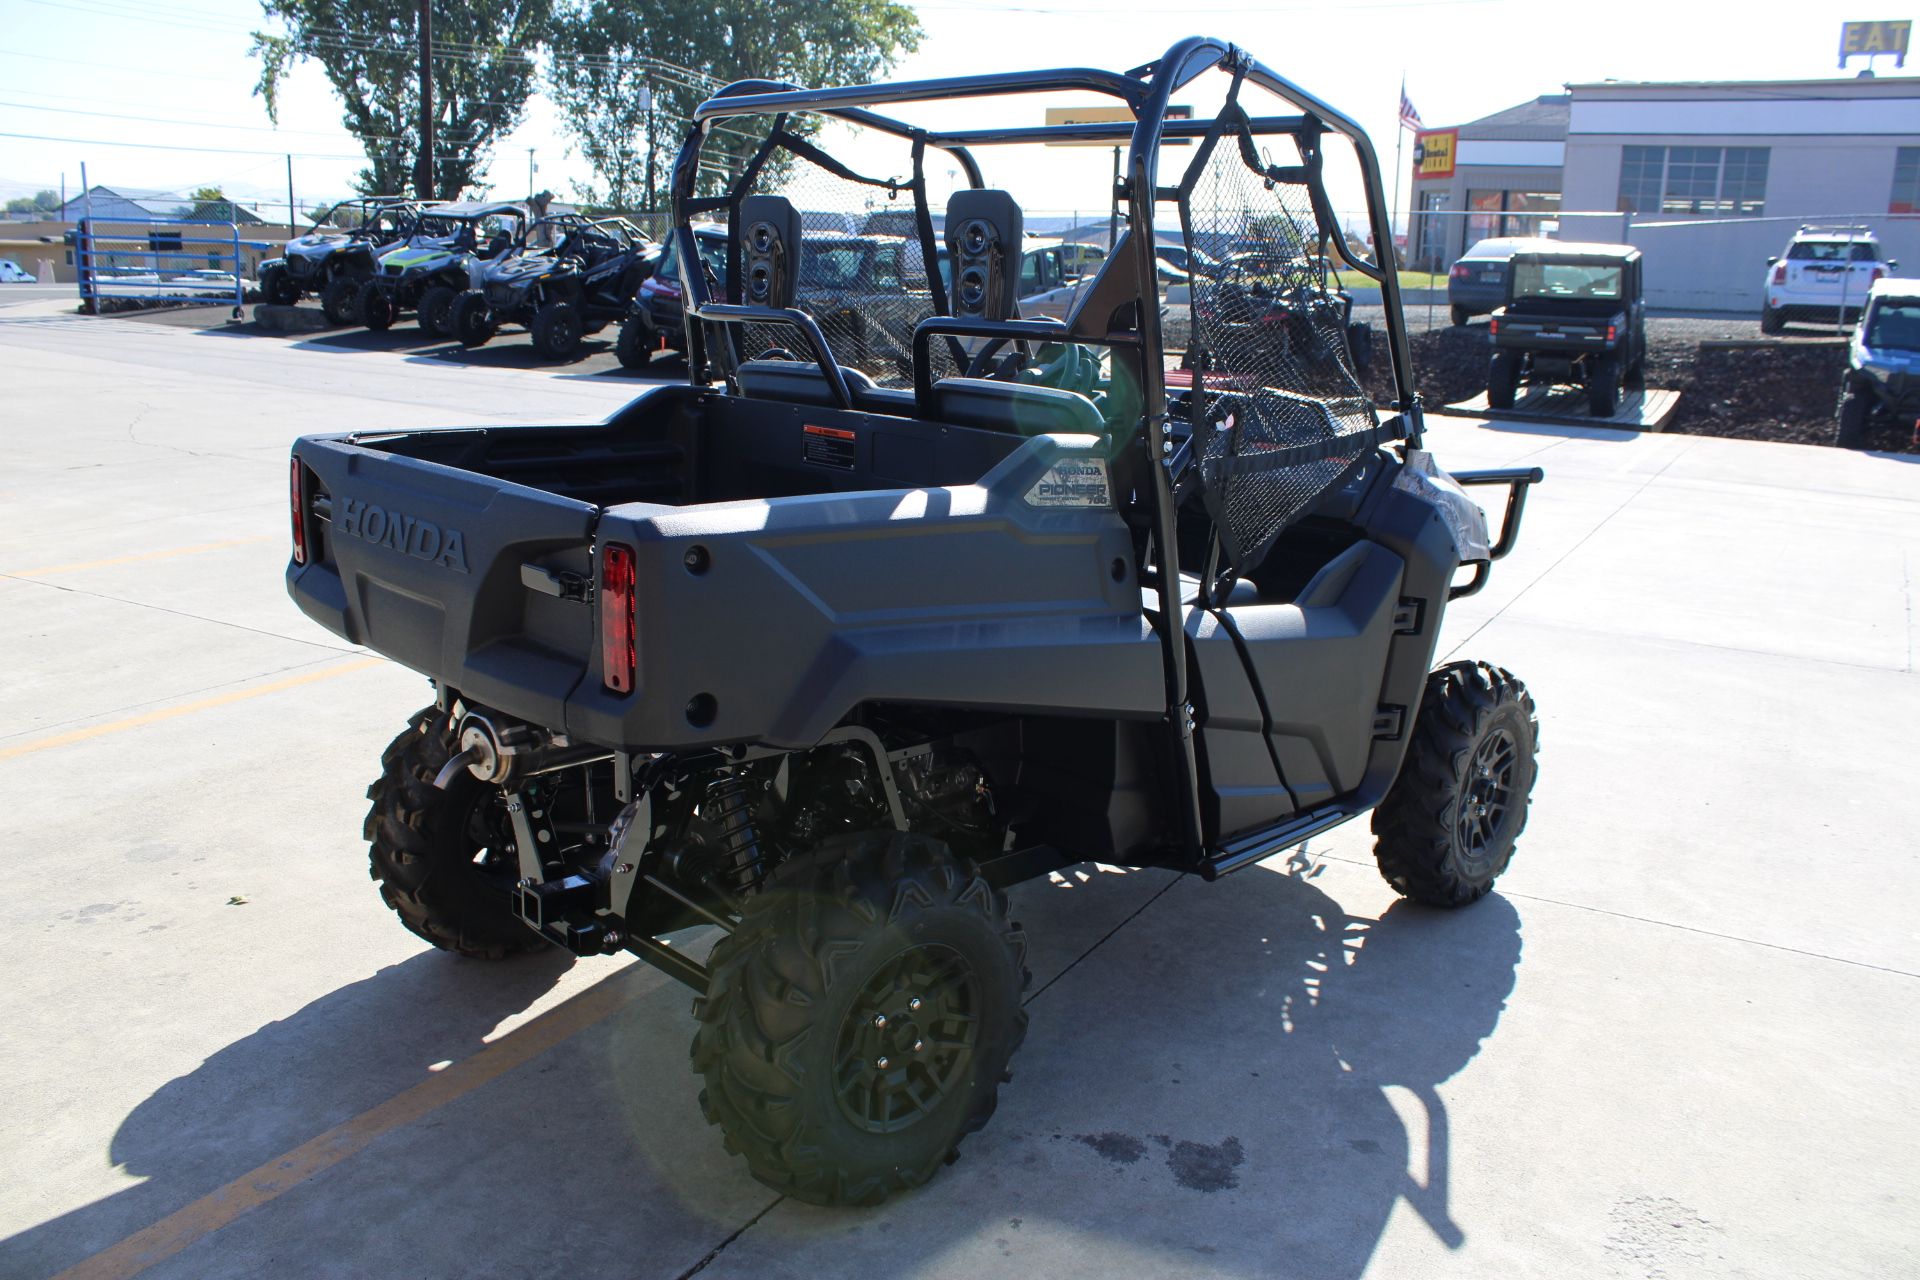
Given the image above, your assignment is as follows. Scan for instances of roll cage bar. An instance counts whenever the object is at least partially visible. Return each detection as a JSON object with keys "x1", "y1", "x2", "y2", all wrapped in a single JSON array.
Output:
[{"x1": 666, "y1": 38, "x2": 1422, "y2": 862}]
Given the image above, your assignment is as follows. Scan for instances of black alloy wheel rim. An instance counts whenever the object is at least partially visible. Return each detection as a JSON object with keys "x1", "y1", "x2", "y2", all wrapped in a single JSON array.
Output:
[
  {"x1": 833, "y1": 944, "x2": 979, "y2": 1135},
  {"x1": 1456, "y1": 726, "x2": 1518, "y2": 871}
]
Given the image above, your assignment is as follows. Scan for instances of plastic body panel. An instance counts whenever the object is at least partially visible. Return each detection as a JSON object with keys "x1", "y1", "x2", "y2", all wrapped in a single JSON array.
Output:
[{"x1": 568, "y1": 435, "x2": 1158, "y2": 750}]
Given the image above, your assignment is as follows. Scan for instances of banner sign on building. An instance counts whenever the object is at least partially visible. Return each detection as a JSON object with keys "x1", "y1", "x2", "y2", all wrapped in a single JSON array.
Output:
[
  {"x1": 1413, "y1": 129, "x2": 1458, "y2": 180},
  {"x1": 1839, "y1": 19, "x2": 1910, "y2": 67},
  {"x1": 1043, "y1": 104, "x2": 1191, "y2": 145}
]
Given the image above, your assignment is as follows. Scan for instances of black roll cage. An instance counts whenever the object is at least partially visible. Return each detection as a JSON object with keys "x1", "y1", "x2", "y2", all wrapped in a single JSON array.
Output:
[{"x1": 665, "y1": 38, "x2": 1423, "y2": 861}]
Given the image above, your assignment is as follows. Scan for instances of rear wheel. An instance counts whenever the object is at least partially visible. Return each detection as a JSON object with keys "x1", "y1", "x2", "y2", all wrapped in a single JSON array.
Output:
[
  {"x1": 692, "y1": 831, "x2": 1029, "y2": 1206},
  {"x1": 1486, "y1": 350, "x2": 1520, "y2": 409},
  {"x1": 1587, "y1": 355, "x2": 1621, "y2": 418},
  {"x1": 260, "y1": 263, "x2": 300, "y2": 306},
  {"x1": 1760, "y1": 304, "x2": 1785, "y2": 335},
  {"x1": 356, "y1": 281, "x2": 395, "y2": 331},
  {"x1": 365, "y1": 708, "x2": 545, "y2": 959},
  {"x1": 451, "y1": 290, "x2": 497, "y2": 348},
  {"x1": 1836, "y1": 379, "x2": 1874, "y2": 449},
  {"x1": 418, "y1": 284, "x2": 459, "y2": 338},
  {"x1": 531, "y1": 300, "x2": 583, "y2": 360},
  {"x1": 320, "y1": 274, "x2": 360, "y2": 325},
  {"x1": 614, "y1": 315, "x2": 654, "y2": 369},
  {"x1": 1450, "y1": 303, "x2": 1470, "y2": 327},
  {"x1": 1372, "y1": 662, "x2": 1538, "y2": 908}
]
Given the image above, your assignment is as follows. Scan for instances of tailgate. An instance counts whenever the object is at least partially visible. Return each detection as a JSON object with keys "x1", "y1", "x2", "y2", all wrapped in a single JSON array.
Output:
[{"x1": 289, "y1": 434, "x2": 600, "y2": 728}]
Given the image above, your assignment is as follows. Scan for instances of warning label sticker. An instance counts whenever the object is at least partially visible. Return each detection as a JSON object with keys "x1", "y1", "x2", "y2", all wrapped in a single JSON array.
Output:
[
  {"x1": 1023, "y1": 456, "x2": 1112, "y2": 508},
  {"x1": 802, "y1": 423, "x2": 856, "y2": 470}
]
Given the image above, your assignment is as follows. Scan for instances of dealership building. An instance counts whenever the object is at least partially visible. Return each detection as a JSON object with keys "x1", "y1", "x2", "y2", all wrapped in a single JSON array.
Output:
[{"x1": 1410, "y1": 73, "x2": 1920, "y2": 309}]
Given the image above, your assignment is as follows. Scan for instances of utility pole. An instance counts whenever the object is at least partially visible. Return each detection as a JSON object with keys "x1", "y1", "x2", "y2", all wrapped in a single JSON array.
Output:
[
  {"x1": 286, "y1": 154, "x2": 296, "y2": 238},
  {"x1": 414, "y1": 0, "x2": 435, "y2": 200},
  {"x1": 643, "y1": 80, "x2": 656, "y2": 222},
  {"x1": 527, "y1": 148, "x2": 535, "y2": 202}
]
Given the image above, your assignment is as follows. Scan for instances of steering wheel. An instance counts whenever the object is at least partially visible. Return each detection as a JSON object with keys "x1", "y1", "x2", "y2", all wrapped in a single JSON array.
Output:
[{"x1": 753, "y1": 346, "x2": 801, "y2": 362}]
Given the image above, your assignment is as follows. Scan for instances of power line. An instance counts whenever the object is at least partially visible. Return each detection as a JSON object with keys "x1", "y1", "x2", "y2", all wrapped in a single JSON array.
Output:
[{"x1": 0, "y1": 130, "x2": 489, "y2": 163}]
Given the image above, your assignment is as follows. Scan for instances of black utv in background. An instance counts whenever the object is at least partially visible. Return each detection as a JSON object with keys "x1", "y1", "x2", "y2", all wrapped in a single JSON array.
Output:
[
  {"x1": 257, "y1": 197, "x2": 419, "y2": 323},
  {"x1": 1487, "y1": 243, "x2": 1645, "y2": 417},
  {"x1": 451, "y1": 215, "x2": 659, "y2": 359},
  {"x1": 286, "y1": 40, "x2": 1544, "y2": 1208}
]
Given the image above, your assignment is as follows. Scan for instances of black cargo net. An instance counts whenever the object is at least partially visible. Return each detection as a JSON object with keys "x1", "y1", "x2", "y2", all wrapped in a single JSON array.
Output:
[
  {"x1": 726, "y1": 126, "x2": 938, "y2": 390},
  {"x1": 1178, "y1": 108, "x2": 1393, "y2": 575}
]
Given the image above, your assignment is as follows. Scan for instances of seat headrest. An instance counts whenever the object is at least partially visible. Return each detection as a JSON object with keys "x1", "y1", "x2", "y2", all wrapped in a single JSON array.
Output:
[
  {"x1": 945, "y1": 190, "x2": 1024, "y2": 320},
  {"x1": 737, "y1": 195, "x2": 801, "y2": 309}
]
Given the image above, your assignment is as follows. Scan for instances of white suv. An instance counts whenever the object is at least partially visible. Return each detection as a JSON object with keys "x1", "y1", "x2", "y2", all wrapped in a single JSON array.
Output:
[
  {"x1": 1761, "y1": 225, "x2": 1896, "y2": 334},
  {"x1": 0, "y1": 258, "x2": 36, "y2": 284}
]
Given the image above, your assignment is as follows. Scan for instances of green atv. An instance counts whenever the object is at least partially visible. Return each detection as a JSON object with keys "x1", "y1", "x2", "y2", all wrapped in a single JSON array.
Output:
[{"x1": 355, "y1": 201, "x2": 527, "y2": 338}]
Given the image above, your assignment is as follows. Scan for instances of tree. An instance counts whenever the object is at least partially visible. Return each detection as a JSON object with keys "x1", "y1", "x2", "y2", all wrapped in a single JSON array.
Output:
[
  {"x1": 5, "y1": 191, "x2": 59, "y2": 216},
  {"x1": 545, "y1": 0, "x2": 920, "y2": 208},
  {"x1": 251, "y1": 0, "x2": 552, "y2": 199}
]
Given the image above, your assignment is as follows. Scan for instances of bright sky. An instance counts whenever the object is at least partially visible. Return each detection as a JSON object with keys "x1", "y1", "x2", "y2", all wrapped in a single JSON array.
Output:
[{"x1": 0, "y1": 0, "x2": 1906, "y2": 227}]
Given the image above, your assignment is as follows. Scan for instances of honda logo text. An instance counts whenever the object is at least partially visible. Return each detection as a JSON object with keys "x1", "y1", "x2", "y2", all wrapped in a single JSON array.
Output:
[{"x1": 337, "y1": 499, "x2": 470, "y2": 572}]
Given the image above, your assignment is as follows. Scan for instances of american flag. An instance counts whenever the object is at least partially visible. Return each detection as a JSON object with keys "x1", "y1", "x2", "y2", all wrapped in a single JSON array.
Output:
[{"x1": 1399, "y1": 84, "x2": 1422, "y2": 131}]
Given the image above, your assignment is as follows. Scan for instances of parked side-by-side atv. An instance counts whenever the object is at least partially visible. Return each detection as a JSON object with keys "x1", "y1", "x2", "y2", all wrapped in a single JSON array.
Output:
[
  {"x1": 451, "y1": 215, "x2": 659, "y2": 359},
  {"x1": 257, "y1": 196, "x2": 419, "y2": 324},
  {"x1": 286, "y1": 41, "x2": 1545, "y2": 1208},
  {"x1": 356, "y1": 201, "x2": 527, "y2": 337},
  {"x1": 1836, "y1": 277, "x2": 1920, "y2": 448},
  {"x1": 1487, "y1": 243, "x2": 1645, "y2": 417}
]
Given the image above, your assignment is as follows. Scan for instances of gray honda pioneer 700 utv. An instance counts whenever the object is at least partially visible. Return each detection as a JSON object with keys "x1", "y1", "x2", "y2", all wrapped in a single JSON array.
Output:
[{"x1": 286, "y1": 39, "x2": 1544, "y2": 1207}]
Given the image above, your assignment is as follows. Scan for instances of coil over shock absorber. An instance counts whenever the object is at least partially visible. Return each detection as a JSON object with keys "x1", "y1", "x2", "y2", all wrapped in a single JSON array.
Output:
[{"x1": 704, "y1": 770, "x2": 766, "y2": 895}]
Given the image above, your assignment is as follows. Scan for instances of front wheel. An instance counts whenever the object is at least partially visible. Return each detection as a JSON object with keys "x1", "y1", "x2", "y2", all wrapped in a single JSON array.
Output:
[
  {"x1": 692, "y1": 831, "x2": 1030, "y2": 1206},
  {"x1": 531, "y1": 300, "x2": 583, "y2": 360},
  {"x1": 365, "y1": 708, "x2": 546, "y2": 958},
  {"x1": 418, "y1": 284, "x2": 459, "y2": 338},
  {"x1": 614, "y1": 315, "x2": 654, "y2": 369},
  {"x1": 1835, "y1": 379, "x2": 1874, "y2": 449},
  {"x1": 320, "y1": 274, "x2": 360, "y2": 325},
  {"x1": 1371, "y1": 662, "x2": 1538, "y2": 908},
  {"x1": 260, "y1": 263, "x2": 300, "y2": 306},
  {"x1": 450, "y1": 290, "x2": 497, "y2": 348},
  {"x1": 356, "y1": 281, "x2": 395, "y2": 331}
]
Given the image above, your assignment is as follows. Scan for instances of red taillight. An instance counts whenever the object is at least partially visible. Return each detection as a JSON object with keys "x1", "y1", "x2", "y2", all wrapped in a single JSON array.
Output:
[
  {"x1": 1870, "y1": 267, "x2": 1885, "y2": 283},
  {"x1": 289, "y1": 458, "x2": 308, "y2": 566},
  {"x1": 1772, "y1": 264, "x2": 1787, "y2": 284},
  {"x1": 1449, "y1": 263, "x2": 1469, "y2": 280},
  {"x1": 600, "y1": 543, "x2": 636, "y2": 694},
  {"x1": 1489, "y1": 317, "x2": 1500, "y2": 336},
  {"x1": 1606, "y1": 324, "x2": 1617, "y2": 342}
]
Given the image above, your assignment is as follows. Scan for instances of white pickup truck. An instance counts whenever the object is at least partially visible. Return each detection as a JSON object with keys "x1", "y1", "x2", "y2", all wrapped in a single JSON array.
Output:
[{"x1": 1761, "y1": 225, "x2": 1896, "y2": 334}]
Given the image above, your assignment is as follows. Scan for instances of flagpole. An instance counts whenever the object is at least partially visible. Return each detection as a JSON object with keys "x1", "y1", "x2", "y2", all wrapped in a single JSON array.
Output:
[{"x1": 1391, "y1": 74, "x2": 1406, "y2": 269}]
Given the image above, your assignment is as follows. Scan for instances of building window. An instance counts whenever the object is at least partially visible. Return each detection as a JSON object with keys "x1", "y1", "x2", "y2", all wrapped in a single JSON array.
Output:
[
  {"x1": 1894, "y1": 147, "x2": 1920, "y2": 215},
  {"x1": 1720, "y1": 148, "x2": 1769, "y2": 216},
  {"x1": 1618, "y1": 146, "x2": 1768, "y2": 217},
  {"x1": 1618, "y1": 146, "x2": 1665, "y2": 214}
]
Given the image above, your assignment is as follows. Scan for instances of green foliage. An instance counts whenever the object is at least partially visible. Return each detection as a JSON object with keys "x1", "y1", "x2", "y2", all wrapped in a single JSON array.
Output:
[
  {"x1": 251, "y1": 0, "x2": 551, "y2": 198},
  {"x1": 191, "y1": 186, "x2": 227, "y2": 202},
  {"x1": 544, "y1": 0, "x2": 921, "y2": 209},
  {"x1": 4, "y1": 191, "x2": 59, "y2": 216}
]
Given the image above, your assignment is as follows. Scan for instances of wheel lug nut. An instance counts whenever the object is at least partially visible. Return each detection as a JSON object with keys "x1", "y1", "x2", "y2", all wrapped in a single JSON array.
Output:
[
  {"x1": 876, "y1": 1056, "x2": 890, "y2": 1069},
  {"x1": 913, "y1": 1039, "x2": 924, "y2": 1053},
  {"x1": 872, "y1": 1013, "x2": 887, "y2": 1028},
  {"x1": 908, "y1": 997, "x2": 922, "y2": 1011}
]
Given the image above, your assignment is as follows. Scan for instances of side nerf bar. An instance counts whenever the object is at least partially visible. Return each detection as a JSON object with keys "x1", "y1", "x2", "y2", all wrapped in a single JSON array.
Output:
[{"x1": 1447, "y1": 467, "x2": 1544, "y2": 600}]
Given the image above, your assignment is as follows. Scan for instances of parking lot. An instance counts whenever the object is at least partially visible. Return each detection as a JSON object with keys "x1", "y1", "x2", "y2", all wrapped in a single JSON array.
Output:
[{"x1": 2, "y1": 296, "x2": 1917, "y2": 1279}]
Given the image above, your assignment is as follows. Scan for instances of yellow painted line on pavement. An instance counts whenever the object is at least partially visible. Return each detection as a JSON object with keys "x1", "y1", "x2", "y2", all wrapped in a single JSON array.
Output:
[
  {"x1": 52, "y1": 969, "x2": 650, "y2": 1280},
  {"x1": 5, "y1": 534, "x2": 276, "y2": 580},
  {"x1": 0, "y1": 658, "x2": 382, "y2": 761}
]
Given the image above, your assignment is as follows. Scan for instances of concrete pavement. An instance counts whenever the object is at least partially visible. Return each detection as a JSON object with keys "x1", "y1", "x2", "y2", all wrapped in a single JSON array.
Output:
[{"x1": 0, "y1": 305, "x2": 1915, "y2": 1279}]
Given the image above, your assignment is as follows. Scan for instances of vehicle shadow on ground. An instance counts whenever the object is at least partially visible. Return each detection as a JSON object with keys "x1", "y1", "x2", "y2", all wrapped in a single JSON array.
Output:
[
  {"x1": 1, "y1": 862, "x2": 1521, "y2": 1279},
  {"x1": 1473, "y1": 417, "x2": 1643, "y2": 443}
]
